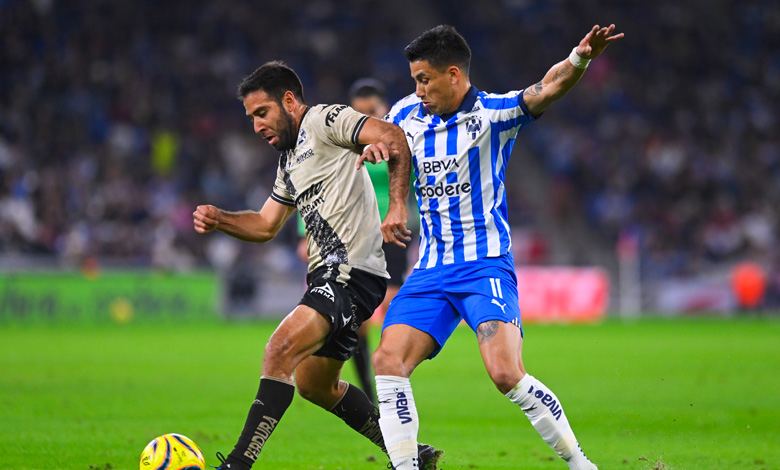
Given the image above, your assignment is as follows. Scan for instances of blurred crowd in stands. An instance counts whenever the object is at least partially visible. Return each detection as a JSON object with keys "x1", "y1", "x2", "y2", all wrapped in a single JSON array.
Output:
[{"x1": 1, "y1": 0, "x2": 779, "y2": 303}]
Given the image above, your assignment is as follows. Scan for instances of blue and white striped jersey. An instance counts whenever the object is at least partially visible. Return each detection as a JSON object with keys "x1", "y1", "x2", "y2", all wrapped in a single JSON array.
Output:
[{"x1": 386, "y1": 86, "x2": 536, "y2": 269}]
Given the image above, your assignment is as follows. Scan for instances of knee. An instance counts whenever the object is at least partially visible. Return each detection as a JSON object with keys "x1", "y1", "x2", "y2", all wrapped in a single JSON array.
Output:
[
  {"x1": 372, "y1": 326, "x2": 433, "y2": 377},
  {"x1": 371, "y1": 346, "x2": 394, "y2": 374},
  {"x1": 296, "y1": 378, "x2": 341, "y2": 409},
  {"x1": 296, "y1": 381, "x2": 325, "y2": 407},
  {"x1": 262, "y1": 338, "x2": 296, "y2": 379},
  {"x1": 486, "y1": 366, "x2": 522, "y2": 395},
  {"x1": 264, "y1": 335, "x2": 292, "y2": 361},
  {"x1": 372, "y1": 346, "x2": 409, "y2": 377}
]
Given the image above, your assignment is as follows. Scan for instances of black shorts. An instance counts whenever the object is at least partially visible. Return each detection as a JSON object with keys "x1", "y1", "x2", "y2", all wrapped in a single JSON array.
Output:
[
  {"x1": 383, "y1": 241, "x2": 409, "y2": 286},
  {"x1": 299, "y1": 264, "x2": 387, "y2": 361}
]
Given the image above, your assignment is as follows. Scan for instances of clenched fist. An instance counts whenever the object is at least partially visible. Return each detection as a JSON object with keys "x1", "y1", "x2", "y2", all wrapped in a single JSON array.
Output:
[{"x1": 193, "y1": 205, "x2": 220, "y2": 234}]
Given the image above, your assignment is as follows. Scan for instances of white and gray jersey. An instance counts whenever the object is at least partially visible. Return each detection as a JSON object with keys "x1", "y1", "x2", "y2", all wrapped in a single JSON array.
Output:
[{"x1": 271, "y1": 104, "x2": 389, "y2": 281}]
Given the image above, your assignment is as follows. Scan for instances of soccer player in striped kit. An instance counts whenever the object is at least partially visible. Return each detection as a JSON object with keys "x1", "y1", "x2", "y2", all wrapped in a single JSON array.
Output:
[{"x1": 361, "y1": 24, "x2": 623, "y2": 470}]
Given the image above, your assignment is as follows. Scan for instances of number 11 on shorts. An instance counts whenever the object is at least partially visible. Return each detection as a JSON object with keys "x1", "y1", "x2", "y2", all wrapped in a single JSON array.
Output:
[{"x1": 489, "y1": 277, "x2": 503, "y2": 300}]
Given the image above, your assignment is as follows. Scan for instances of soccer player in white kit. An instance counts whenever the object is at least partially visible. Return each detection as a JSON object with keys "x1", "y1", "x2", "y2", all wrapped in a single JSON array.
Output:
[
  {"x1": 360, "y1": 24, "x2": 623, "y2": 470},
  {"x1": 194, "y1": 61, "x2": 444, "y2": 470}
]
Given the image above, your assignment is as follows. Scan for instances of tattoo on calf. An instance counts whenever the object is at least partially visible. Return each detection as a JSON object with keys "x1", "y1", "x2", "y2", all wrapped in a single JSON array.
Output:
[{"x1": 477, "y1": 320, "x2": 500, "y2": 344}]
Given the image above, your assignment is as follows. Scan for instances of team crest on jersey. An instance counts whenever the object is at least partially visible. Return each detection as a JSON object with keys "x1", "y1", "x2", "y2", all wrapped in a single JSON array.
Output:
[
  {"x1": 296, "y1": 128, "x2": 308, "y2": 148},
  {"x1": 466, "y1": 116, "x2": 482, "y2": 141}
]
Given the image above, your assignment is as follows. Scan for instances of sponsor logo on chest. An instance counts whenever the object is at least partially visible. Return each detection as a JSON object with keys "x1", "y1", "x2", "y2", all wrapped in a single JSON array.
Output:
[
  {"x1": 285, "y1": 148, "x2": 314, "y2": 171},
  {"x1": 420, "y1": 158, "x2": 460, "y2": 174},
  {"x1": 416, "y1": 157, "x2": 470, "y2": 199},
  {"x1": 297, "y1": 180, "x2": 325, "y2": 217}
]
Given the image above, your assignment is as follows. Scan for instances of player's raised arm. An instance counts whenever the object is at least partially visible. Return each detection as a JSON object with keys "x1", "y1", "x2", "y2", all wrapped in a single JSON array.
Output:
[
  {"x1": 522, "y1": 24, "x2": 624, "y2": 117},
  {"x1": 193, "y1": 197, "x2": 296, "y2": 243},
  {"x1": 355, "y1": 117, "x2": 412, "y2": 247}
]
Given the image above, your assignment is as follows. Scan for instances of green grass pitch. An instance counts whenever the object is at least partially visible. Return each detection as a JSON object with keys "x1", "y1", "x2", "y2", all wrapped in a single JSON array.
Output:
[{"x1": 2, "y1": 317, "x2": 779, "y2": 470}]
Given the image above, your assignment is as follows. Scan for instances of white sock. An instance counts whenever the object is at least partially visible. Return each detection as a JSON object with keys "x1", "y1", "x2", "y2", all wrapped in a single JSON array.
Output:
[
  {"x1": 376, "y1": 375, "x2": 419, "y2": 470},
  {"x1": 506, "y1": 374, "x2": 597, "y2": 470}
]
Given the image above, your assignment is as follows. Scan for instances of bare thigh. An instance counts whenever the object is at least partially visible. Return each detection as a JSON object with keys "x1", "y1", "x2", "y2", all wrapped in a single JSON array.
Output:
[{"x1": 261, "y1": 304, "x2": 332, "y2": 381}]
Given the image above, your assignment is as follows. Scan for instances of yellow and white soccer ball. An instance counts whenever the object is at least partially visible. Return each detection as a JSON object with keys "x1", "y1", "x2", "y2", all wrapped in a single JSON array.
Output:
[{"x1": 140, "y1": 433, "x2": 205, "y2": 470}]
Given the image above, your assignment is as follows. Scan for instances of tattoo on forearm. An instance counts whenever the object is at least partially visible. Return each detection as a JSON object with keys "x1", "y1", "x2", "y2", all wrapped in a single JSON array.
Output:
[
  {"x1": 524, "y1": 81, "x2": 543, "y2": 97},
  {"x1": 477, "y1": 320, "x2": 500, "y2": 344},
  {"x1": 552, "y1": 67, "x2": 571, "y2": 83}
]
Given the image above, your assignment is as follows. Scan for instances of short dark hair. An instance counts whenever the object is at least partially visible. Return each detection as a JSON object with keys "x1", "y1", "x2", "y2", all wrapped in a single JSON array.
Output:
[
  {"x1": 404, "y1": 25, "x2": 471, "y2": 76},
  {"x1": 348, "y1": 78, "x2": 387, "y2": 102},
  {"x1": 236, "y1": 60, "x2": 305, "y2": 104}
]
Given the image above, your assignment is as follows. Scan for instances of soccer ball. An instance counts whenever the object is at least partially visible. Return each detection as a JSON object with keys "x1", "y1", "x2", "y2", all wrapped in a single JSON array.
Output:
[{"x1": 140, "y1": 433, "x2": 205, "y2": 470}]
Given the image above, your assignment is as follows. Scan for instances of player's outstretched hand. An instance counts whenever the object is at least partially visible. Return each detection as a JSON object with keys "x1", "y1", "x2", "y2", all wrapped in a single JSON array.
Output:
[
  {"x1": 193, "y1": 205, "x2": 220, "y2": 234},
  {"x1": 576, "y1": 24, "x2": 624, "y2": 59},
  {"x1": 356, "y1": 142, "x2": 397, "y2": 169}
]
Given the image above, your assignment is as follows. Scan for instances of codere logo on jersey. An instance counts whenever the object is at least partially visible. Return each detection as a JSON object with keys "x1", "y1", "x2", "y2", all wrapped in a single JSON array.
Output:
[
  {"x1": 312, "y1": 282, "x2": 335, "y2": 301},
  {"x1": 418, "y1": 180, "x2": 472, "y2": 198}
]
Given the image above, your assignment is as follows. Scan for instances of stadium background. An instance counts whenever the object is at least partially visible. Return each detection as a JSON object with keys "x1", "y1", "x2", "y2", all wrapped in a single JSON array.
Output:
[
  {"x1": 2, "y1": 2, "x2": 780, "y2": 470},
  {"x1": 1, "y1": 0, "x2": 779, "y2": 317}
]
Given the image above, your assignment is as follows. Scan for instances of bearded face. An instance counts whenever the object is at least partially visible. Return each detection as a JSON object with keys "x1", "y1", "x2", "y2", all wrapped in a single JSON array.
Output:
[
  {"x1": 243, "y1": 89, "x2": 300, "y2": 151},
  {"x1": 272, "y1": 106, "x2": 298, "y2": 151}
]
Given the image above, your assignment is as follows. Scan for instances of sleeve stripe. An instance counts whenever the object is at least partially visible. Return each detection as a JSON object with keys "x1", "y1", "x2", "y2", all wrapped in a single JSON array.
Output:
[
  {"x1": 271, "y1": 192, "x2": 296, "y2": 207},
  {"x1": 516, "y1": 89, "x2": 538, "y2": 120},
  {"x1": 351, "y1": 115, "x2": 369, "y2": 145}
]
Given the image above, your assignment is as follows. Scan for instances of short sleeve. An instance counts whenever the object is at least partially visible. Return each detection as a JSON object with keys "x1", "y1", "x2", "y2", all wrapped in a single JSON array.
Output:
[
  {"x1": 270, "y1": 160, "x2": 295, "y2": 207},
  {"x1": 320, "y1": 104, "x2": 369, "y2": 148}
]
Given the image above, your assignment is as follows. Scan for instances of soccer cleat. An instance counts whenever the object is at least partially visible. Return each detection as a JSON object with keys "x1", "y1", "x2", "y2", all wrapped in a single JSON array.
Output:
[
  {"x1": 418, "y1": 443, "x2": 444, "y2": 470},
  {"x1": 387, "y1": 443, "x2": 444, "y2": 470},
  {"x1": 210, "y1": 452, "x2": 228, "y2": 469},
  {"x1": 210, "y1": 452, "x2": 241, "y2": 470}
]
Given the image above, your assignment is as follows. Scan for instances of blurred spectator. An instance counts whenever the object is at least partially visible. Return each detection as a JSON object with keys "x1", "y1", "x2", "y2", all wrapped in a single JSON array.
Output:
[
  {"x1": 731, "y1": 261, "x2": 767, "y2": 310},
  {"x1": 1, "y1": 0, "x2": 778, "y2": 289}
]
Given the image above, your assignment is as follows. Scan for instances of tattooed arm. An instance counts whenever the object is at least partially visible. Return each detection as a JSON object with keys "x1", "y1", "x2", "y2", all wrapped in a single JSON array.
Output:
[{"x1": 522, "y1": 24, "x2": 623, "y2": 117}]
